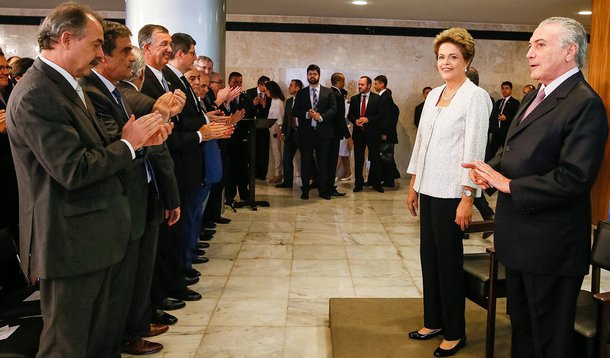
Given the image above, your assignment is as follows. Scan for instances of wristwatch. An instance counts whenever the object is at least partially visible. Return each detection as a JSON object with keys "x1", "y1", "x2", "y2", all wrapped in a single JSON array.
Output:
[{"x1": 463, "y1": 189, "x2": 474, "y2": 197}]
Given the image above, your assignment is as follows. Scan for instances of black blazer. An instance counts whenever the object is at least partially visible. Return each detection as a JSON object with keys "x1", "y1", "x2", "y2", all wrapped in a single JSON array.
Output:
[
  {"x1": 331, "y1": 87, "x2": 350, "y2": 140},
  {"x1": 414, "y1": 101, "x2": 424, "y2": 128},
  {"x1": 141, "y1": 66, "x2": 204, "y2": 203},
  {"x1": 281, "y1": 97, "x2": 297, "y2": 140},
  {"x1": 292, "y1": 85, "x2": 337, "y2": 140},
  {"x1": 490, "y1": 96, "x2": 520, "y2": 139},
  {"x1": 378, "y1": 90, "x2": 399, "y2": 144},
  {"x1": 116, "y1": 80, "x2": 180, "y2": 218},
  {"x1": 246, "y1": 87, "x2": 270, "y2": 119},
  {"x1": 347, "y1": 92, "x2": 381, "y2": 142},
  {"x1": 491, "y1": 71, "x2": 608, "y2": 276}
]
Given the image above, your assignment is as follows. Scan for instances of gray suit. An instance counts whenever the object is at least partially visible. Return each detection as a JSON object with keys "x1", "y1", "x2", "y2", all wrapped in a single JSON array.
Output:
[{"x1": 7, "y1": 58, "x2": 136, "y2": 357}]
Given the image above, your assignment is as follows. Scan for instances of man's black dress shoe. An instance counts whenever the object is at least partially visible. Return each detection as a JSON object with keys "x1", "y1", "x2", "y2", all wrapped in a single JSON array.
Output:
[
  {"x1": 170, "y1": 288, "x2": 202, "y2": 301},
  {"x1": 152, "y1": 309, "x2": 177, "y2": 325},
  {"x1": 373, "y1": 185, "x2": 385, "y2": 193},
  {"x1": 434, "y1": 337, "x2": 466, "y2": 357},
  {"x1": 203, "y1": 228, "x2": 217, "y2": 235},
  {"x1": 319, "y1": 194, "x2": 331, "y2": 200},
  {"x1": 275, "y1": 182, "x2": 291, "y2": 188},
  {"x1": 300, "y1": 192, "x2": 309, "y2": 200},
  {"x1": 331, "y1": 190, "x2": 346, "y2": 197},
  {"x1": 199, "y1": 231, "x2": 213, "y2": 241},
  {"x1": 160, "y1": 298, "x2": 186, "y2": 311},
  {"x1": 182, "y1": 275, "x2": 199, "y2": 286},
  {"x1": 204, "y1": 221, "x2": 217, "y2": 229},
  {"x1": 213, "y1": 216, "x2": 231, "y2": 224},
  {"x1": 408, "y1": 329, "x2": 444, "y2": 340},
  {"x1": 185, "y1": 268, "x2": 201, "y2": 278},
  {"x1": 194, "y1": 248, "x2": 206, "y2": 256},
  {"x1": 197, "y1": 242, "x2": 210, "y2": 249},
  {"x1": 353, "y1": 185, "x2": 363, "y2": 192},
  {"x1": 192, "y1": 256, "x2": 209, "y2": 264}
]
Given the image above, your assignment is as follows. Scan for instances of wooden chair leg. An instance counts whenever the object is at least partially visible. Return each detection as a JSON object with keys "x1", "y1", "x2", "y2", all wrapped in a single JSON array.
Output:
[{"x1": 485, "y1": 250, "x2": 499, "y2": 358}]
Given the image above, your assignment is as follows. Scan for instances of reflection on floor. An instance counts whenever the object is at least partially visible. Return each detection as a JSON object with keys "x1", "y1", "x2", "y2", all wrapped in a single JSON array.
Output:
[{"x1": 123, "y1": 177, "x2": 609, "y2": 357}]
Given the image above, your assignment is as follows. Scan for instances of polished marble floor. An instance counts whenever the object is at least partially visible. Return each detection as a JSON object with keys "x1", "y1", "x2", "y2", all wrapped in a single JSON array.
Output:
[{"x1": 124, "y1": 177, "x2": 609, "y2": 357}]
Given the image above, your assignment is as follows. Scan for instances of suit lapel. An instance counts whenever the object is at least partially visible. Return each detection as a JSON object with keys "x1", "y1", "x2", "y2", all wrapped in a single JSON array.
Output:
[
  {"x1": 38, "y1": 60, "x2": 110, "y2": 143},
  {"x1": 507, "y1": 72, "x2": 584, "y2": 141}
]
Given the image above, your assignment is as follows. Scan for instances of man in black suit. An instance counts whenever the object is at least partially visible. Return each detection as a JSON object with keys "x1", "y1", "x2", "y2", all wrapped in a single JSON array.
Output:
[
  {"x1": 485, "y1": 81, "x2": 520, "y2": 161},
  {"x1": 79, "y1": 22, "x2": 184, "y2": 355},
  {"x1": 413, "y1": 86, "x2": 431, "y2": 128},
  {"x1": 373, "y1": 75, "x2": 400, "y2": 188},
  {"x1": 246, "y1": 75, "x2": 271, "y2": 180},
  {"x1": 6, "y1": 5, "x2": 169, "y2": 356},
  {"x1": 347, "y1": 76, "x2": 383, "y2": 193},
  {"x1": 276, "y1": 79, "x2": 303, "y2": 188},
  {"x1": 329, "y1": 72, "x2": 350, "y2": 196},
  {"x1": 292, "y1": 64, "x2": 337, "y2": 200},
  {"x1": 465, "y1": 17, "x2": 608, "y2": 358}
]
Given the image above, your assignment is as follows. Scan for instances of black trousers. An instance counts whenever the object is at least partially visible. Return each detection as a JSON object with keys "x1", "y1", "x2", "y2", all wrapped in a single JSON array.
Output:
[
  {"x1": 282, "y1": 131, "x2": 299, "y2": 185},
  {"x1": 226, "y1": 138, "x2": 250, "y2": 202},
  {"x1": 473, "y1": 194, "x2": 495, "y2": 220},
  {"x1": 419, "y1": 194, "x2": 465, "y2": 340},
  {"x1": 353, "y1": 134, "x2": 381, "y2": 187},
  {"x1": 505, "y1": 267, "x2": 583, "y2": 358},
  {"x1": 327, "y1": 138, "x2": 341, "y2": 192}
]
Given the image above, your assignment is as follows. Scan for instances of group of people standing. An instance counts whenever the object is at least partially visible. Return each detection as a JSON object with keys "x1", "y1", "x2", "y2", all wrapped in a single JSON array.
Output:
[{"x1": 407, "y1": 18, "x2": 607, "y2": 358}]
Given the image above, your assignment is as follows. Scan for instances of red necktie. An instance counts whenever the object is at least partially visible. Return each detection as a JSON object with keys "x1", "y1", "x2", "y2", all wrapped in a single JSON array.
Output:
[{"x1": 360, "y1": 94, "x2": 367, "y2": 117}]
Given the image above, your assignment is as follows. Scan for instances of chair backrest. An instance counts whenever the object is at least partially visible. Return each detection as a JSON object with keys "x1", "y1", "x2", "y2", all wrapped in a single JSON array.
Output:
[
  {"x1": 0, "y1": 228, "x2": 29, "y2": 297},
  {"x1": 592, "y1": 221, "x2": 610, "y2": 271}
]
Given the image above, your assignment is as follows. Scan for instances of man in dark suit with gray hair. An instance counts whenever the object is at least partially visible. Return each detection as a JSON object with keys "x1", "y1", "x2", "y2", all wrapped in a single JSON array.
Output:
[
  {"x1": 465, "y1": 17, "x2": 608, "y2": 358},
  {"x1": 6, "y1": 3, "x2": 170, "y2": 357}
]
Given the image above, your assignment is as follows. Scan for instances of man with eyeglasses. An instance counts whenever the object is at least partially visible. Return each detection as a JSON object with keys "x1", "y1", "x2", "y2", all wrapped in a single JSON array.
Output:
[{"x1": 195, "y1": 55, "x2": 213, "y2": 76}]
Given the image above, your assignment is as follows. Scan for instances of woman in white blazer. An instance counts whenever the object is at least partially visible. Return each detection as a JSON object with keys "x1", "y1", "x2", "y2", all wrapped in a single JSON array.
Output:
[{"x1": 406, "y1": 28, "x2": 491, "y2": 357}]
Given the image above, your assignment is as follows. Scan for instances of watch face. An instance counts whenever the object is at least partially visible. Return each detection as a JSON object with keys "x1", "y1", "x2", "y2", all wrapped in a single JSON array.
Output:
[{"x1": 464, "y1": 189, "x2": 473, "y2": 197}]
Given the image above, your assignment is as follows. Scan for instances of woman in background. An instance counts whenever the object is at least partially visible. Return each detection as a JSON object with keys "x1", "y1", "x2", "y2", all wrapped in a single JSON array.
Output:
[{"x1": 264, "y1": 81, "x2": 286, "y2": 184}]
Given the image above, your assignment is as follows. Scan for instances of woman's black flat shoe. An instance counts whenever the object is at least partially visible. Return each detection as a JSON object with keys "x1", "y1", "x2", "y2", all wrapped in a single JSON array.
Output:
[
  {"x1": 433, "y1": 336, "x2": 467, "y2": 357},
  {"x1": 408, "y1": 329, "x2": 444, "y2": 340}
]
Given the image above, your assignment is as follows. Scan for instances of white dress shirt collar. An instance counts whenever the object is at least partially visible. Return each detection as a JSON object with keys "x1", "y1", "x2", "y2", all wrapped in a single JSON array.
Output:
[
  {"x1": 146, "y1": 64, "x2": 165, "y2": 87},
  {"x1": 378, "y1": 89, "x2": 386, "y2": 96},
  {"x1": 540, "y1": 66, "x2": 579, "y2": 97},
  {"x1": 38, "y1": 55, "x2": 79, "y2": 91},
  {"x1": 91, "y1": 69, "x2": 116, "y2": 94},
  {"x1": 166, "y1": 63, "x2": 183, "y2": 78}
]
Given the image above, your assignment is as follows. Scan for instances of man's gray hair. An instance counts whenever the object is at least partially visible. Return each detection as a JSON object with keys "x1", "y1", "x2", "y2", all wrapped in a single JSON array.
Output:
[
  {"x1": 540, "y1": 17, "x2": 587, "y2": 69},
  {"x1": 37, "y1": 2, "x2": 103, "y2": 51},
  {"x1": 128, "y1": 46, "x2": 145, "y2": 81}
]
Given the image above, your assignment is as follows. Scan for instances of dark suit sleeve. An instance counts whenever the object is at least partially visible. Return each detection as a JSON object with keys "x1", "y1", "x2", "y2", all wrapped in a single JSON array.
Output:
[
  {"x1": 148, "y1": 143, "x2": 180, "y2": 209},
  {"x1": 347, "y1": 95, "x2": 358, "y2": 124},
  {"x1": 321, "y1": 89, "x2": 337, "y2": 123},
  {"x1": 508, "y1": 97, "x2": 608, "y2": 211}
]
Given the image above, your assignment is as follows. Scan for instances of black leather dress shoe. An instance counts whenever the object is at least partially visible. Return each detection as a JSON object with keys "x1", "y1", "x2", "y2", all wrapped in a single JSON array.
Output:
[
  {"x1": 197, "y1": 242, "x2": 210, "y2": 249},
  {"x1": 408, "y1": 329, "x2": 444, "y2": 340},
  {"x1": 152, "y1": 309, "x2": 178, "y2": 325},
  {"x1": 170, "y1": 288, "x2": 202, "y2": 301},
  {"x1": 203, "y1": 228, "x2": 217, "y2": 234},
  {"x1": 192, "y1": 256, "x2": 209, "y2": 264},
  {"x1": 331, "y1": 190, "x2": 346, "y2": 197},
  {"x1": 275, "y1": 182, "x2": 291, "y2": 188},
  {"x1": 160, "y1": 297, "x2": 186, "y2": 311},
  {"x1": 319, "y1": 194, "x2": 331, "y2": 200},
  {"x1": 204, "y1": 221, "x2": 217, "y2": 229},
  {"x1": 300, "y1": 192, "x2": 309, "y2": 200},
  {"x1": 434, "y1": 337, "x2": 466, "y2": 357},
  {"x1": 373, "y1": 185, "x2": 385, "y2": 193},
  {"x1": 353, "y1": 185, "x2": 363, "y2": 192},
  {"x1": 199, "y1": 231, "x2": 213, "y2": 241},
  {"x1": 194, "y1": 248, "x2": 206, "y2": 256},
  {"x1": 185, "y1": 268, "x2": 201, "y2": 278},
  {"x1": 213, "y1": 216, "x2": 231, "y2": 224},
  {"x1": 182, "y1": 275, "x2": 199, "y2": 286}
]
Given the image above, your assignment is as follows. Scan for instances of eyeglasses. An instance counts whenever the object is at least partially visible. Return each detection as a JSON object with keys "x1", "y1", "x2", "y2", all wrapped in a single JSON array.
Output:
[
  {"x1": 0, "y1": 66, "x2": 11, "y2": 71},
  {"x1": 210, "y1": 80, "x2": 223, "y2": 84},
  {"x1": 187, "y1": 51, "x2": 196, "y2": 56}
]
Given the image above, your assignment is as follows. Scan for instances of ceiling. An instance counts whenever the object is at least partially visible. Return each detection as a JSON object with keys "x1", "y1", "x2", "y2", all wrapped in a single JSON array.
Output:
[{"x1": 0, "y1": 0, "x2": 593, "y2": 28}]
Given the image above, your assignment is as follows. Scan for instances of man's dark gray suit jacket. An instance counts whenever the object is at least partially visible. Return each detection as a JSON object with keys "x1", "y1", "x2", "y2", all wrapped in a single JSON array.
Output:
[
  {"x1": 7, "y1": 58, "x2": 134, "y2": 279},
  {"x1": 492, "y1": 71, "x2": 608, "y2": 276}
]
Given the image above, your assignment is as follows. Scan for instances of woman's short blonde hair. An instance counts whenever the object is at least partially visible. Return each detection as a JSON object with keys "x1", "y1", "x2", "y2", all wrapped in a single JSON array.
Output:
[{"x1": 433, "y1": 28, "x2": 475, "y2": 64}]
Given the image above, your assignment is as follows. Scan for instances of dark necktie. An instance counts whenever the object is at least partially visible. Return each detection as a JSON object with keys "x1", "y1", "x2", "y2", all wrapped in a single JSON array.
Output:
[
  {"x1": 498, "y1": 98, "x2": 506, "y2": 114},
  {"x1": 111, "y1": 88, "x2": 129, "y2": 122}
]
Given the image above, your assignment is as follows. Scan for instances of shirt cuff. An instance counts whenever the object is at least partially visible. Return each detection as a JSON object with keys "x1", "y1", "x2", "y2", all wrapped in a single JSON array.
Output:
[
  {"x1": 319, "y1": 116, "x2": 324, "y2": 122},
  {"x1": 120, "y1": 139, "x2": 136, "y2": 159},
  {"x1": 196, "y1": 131, "x2": 203, "y2": 143}
]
